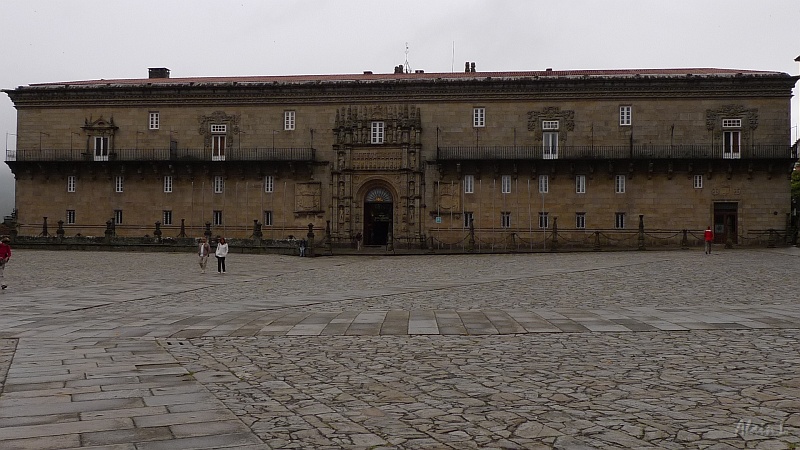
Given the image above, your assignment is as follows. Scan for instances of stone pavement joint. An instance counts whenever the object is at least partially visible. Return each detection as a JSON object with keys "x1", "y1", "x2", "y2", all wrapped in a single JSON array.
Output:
[{"x1": 0, "y1": 248, "x2": 797, "y2": 448}]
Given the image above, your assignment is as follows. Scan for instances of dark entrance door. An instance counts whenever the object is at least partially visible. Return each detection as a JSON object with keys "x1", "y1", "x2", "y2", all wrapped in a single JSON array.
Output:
[
  {"x1": 713, "y1": 202, "x2": 738, "y2": 244},
  {"x1": 364, "y1": 202, "x2": 393, "y2": 245}
]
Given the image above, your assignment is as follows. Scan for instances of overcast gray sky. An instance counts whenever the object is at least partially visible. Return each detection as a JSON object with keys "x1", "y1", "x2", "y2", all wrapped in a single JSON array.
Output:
[{"x1": 2, "y1": 0, "x2": 799, "y2": 217}]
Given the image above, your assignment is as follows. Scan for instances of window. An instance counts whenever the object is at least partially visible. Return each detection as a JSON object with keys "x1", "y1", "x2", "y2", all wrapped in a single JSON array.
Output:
[
  {"x1": 464, "y1": 175, "x2": 474, "y2": 194},
  {"x1": 538, "y1": 175, "x2": 549, "y2": 194},
  {"x1": 501, "y1": 175, "x2": 511, "y2": 194},
  {"x1": 284, "y1": 111, "x2": 296, "y2": 131},
  {"x1": 723, "y1": 131, "x2": 741, "y2": 159},
  {"x1": 162, "y1": 210, "x2": 172, "y2": 226},
  {"x1": 576, "y1": 175, "x2": 586, "y2": 194},
  {"x1": 501, "y1": 211, "x2": 511, "y2": 228},
  {"x1": 542, "y1": 120, "x2": 559, "y2": 130},
  {"x1": 722, "y1": 118, "x2": 741, "y2": 159},
  {"x1": 264, "y1": 175, "x2": 274, "y2": 193},
  {"x1": 473, "y1": 107, "x2": 485, "y2": 127},
  {"x1": 693, "y1": 174, "x2": 703, "y2": 189},
  {"x1": 211, "y1": 124, "x2": 226, "y2": 161},
  {"x1": 163, "y1": 176, "x2": 173, "y2": 193},
  {"x1": 149, "y1": 112, "x2": 160, "y2": 130},
  {"x1": 213, "y1": 210, "x2": 223, "y2": 226},
  {"x1": 263, "y1": 210, "x2": 273, "y2": 226},
  {"x1": 539, "y1": 212, "x2": 549, "y2": 229},
  {"x1": 576, "y1": 212, "x2": 586, "y2": 229},
  {"x1": 66, "y1": 209, "x2": 76, "y2": 225},
  {"x1": 67, "y1": 176, "x2": 76, "y2": 193},
  {"x1": 464, "y1": 211, "x2": 474, "y2": 228},
  {"x1": 543, "y1": 131, "x2": 558, "y2": 159},
  {"x1": 619, "y1": 106, "x2": 631, "y2": 126},
  {"x1": 371, "y1": 121, "x2": 385, "y2": 144},
  {"x1": 615, "y1": 212, "x2": 625, "y2": 229},
  {"x1": 115, "y1": 176, "x2": 124, "y2": 193},
  {"x1": 615, "y1": 175, "x2": 626, "y2": 194},
  {"x1": 94, "y1": 136, "x2": 109, "y2": 161},
  {"x1": 114, "y1": 209, "x2": 123, "y2": 225},
  {"x1": 214, "y1": 176, "x2": 224, "y2": 194}
]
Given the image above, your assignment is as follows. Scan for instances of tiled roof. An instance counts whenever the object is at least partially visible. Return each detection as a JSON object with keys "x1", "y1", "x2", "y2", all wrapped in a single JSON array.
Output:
[{"x1": 26, "y1": 68, "x2": 785, "y2": 87}]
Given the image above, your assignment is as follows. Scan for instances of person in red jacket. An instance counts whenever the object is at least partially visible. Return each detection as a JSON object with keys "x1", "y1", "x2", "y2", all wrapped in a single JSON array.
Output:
[
  {"x1": 704, "y1": 226, "x2": 714, "y2": 255},
  {"x1": 0, "y1": 236, "x2": 11, "y2": 290}
]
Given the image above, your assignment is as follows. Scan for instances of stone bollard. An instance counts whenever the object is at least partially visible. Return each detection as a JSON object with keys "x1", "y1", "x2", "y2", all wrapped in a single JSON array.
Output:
[
  {"x1": 306, "y1": 223, "x2": 315, "y2": 257},
  {"x1": 551, "y1": 217, "x2": 559, "y2": 252},
  {"x1": 104, "y1": 219, "x2": 114, "y2": 243},
  {"x1": 593, "y1": 231, "x2": 601, "y2": 251},
  {"x1": 386, "y1": 230, "x2": 394, "y2": 252},
  {"x1": 681, "y1": 229, "x2": 688, "y2": 249},
  {"x1": 204, "y1": 222, "x2": 213, "y2": 241},
  {"x1": 767, "y1": 229, "x2": 776, "y2": 248},
  {"x1": 154, "y1": 221, "x2": 162, "y2": 243},
  {"x1": 637, "y1": 214, "x2": 645, "y2": 251},
  {"x1": 56, "y1": 220, "x2": 65, "y2": 243}
]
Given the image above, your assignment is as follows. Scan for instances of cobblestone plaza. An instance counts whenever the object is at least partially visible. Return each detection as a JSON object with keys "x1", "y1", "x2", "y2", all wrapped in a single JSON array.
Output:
[{"x1": 0, "y1": 248, "x2": 798, "y2": 449}]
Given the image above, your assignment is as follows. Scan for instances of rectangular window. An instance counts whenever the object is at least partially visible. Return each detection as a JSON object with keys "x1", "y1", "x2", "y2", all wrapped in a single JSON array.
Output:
[
  {"x1": 213, "y1": 210, "x2": 223, "y2": 226},
  {"x1": 543, "y1": 131, "x2": 558, "y2": 159},
  {"x1": 94, "y1": 136, "x2": 109, "y2": 161},
  {"x1": 210, "y1": 124, "x2": 227, "y2": 133},
  {"x1": 538, "y1": 212, "x2": 549, "y2": 229},
  {"x1": 284, "y1": 111, "x2": 296, "y2": 131},
  {"x1": 263, "y1": 210, "x2": 273, "y2": 226},
  {"x1": 576, "y1": 212, "x2": 586, "y2": 229},
  {"x1": 464, "y1": 211, "x2": 474, "y2": 228},
  {"x1": 576, "y1": 175, "x2": 586, "y2": 194},
  {"x1": 615, "y1": 175, "x2": 626, "y2": 194},
  {"x1": 163, "y1": 175, "x2": 173, "y2": 193},
  {"x1": 214, "y1": 176, "x2": 224, "y2": 194},
  {"x1": 473, "y1": 107, "x2": 485, "y2": 127},
  {"x1": 722, "y1": 118, "x2": 742, "y2": 128},
  {"x1": 538, "y1": 175, "x2": 549, "y2": 194},
  {"x1": 115, "y1": 176, "x2": 124, "y2": 193},
  {"x1": 114, "y1": 209, "x2": 123, "y2": 225},
  {"x1": 619, "y1": 106, "x2": 631, "y2": 126},
  {"x1": 66, "y1": 209, "x2": 76, "y2": 225},
  {"x1": 501, "y1": 211, "x2": 511, "y2": 228},
  {"x1": 211, "y1": 124, "x2": 226, "y2": 161},
  {"x1": 464, "y1": 175, "x2": 474, "y2": 194},
  {"x1": 371, "y1": 121, "x2": 385, "y2": 144},
  {"x1": 615, "y1": 212, "x2": 625, "y2": 229},
  {"x1": 149, "y1": 112, "x2": 160, "y2": 130},
  {"x1": 723, "y1": 130, "x2": 741, "y2": 159},
  {"x1": 67, "y1": 176, "x2": 76, "y2": 193},
  {"x1": 501, "y1": 175, "x2": 511, "y2": 194},
  {"x1": 264, "y1": 175, "x2": 274, "y2": 193},
  {"x1": 693, "y1": 174, "x2": 703, "y2": 189},
  {"x1": 162, "y1": 210, "x2": 172, "y2": 226},
  {"x1": 541, "y1": 120, "x2": 559, "y2": 130}
]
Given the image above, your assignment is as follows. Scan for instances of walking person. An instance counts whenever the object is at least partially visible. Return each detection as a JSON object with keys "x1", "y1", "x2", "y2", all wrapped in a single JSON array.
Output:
[
  {"x1": 704, "y1": 225, "x2": 714, "y2": 254},
  {"x1": 0, "y1": 236, "x2": 11, "y2": 290},
  {"x1": 198, "y1": 237, "x2": 211, "y2": 273},
  {"x1": 215, "y1": 236, "x2": 228, "y2": 273},
  {"x1": 355, "y1": 232, "x2": 362, "y2": 251}
]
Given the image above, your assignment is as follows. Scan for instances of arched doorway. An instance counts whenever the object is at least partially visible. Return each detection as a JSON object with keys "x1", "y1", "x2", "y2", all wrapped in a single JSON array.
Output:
[{"x1": 364, "y1": 187, "x2": 393, "y2": 246}]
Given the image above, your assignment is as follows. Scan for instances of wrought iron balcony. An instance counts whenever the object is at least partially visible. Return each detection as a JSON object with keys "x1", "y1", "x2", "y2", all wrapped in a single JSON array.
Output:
[
  {"x1": 436, "y1": 145, "x2": 797, "y2": 161},
  {"x1": 6, "y1": 147, "x2": 316, "y2": 162}
]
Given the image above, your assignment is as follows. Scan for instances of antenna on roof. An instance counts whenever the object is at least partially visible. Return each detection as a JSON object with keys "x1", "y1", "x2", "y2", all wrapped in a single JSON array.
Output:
[{"x1": 404, "y1": 42, "x2": 412, "y2": 74}]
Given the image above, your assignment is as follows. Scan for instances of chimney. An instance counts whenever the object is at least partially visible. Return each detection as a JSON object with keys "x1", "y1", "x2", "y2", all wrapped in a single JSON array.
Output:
[
  {"x1": 394, "y1": 65, "x2": 404, "y2": 74},
  {"x1": 470, "y1": 62, "x2": 476, "y2": 72},
  {"x1": 465, "y1": 62, "x2": 470, "y2": 73},
  {"x1": 148, "y1": 68, "x2": 170, "y2": 79}
]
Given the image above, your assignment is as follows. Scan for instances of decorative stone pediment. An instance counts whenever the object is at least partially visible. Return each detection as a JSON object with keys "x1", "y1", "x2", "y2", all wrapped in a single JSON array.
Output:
[
  {"x1": 198, "y1": 111, "x2": 241, "y2": 148},
  {"x1": 81, "y1": 116, "x2": 118, "y2": 135},
  {"x1": 527, "y1": 107, "x2": 575, "y2": 144},
  {"x1": 334, "y1": 104, "x2": 421, "y2": 145},
  {"x1": 705, "y1": 105, "x2": 758, "y2": 131}
]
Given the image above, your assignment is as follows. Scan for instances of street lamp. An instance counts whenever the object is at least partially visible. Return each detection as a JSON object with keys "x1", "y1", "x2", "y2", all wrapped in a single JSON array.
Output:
[
  {"x1": 70, "y1": 132, "x2": 81, "y2": 151},
  {"x1": 5, "y1": 133, "x2": 17, "y2": 160},
  {"x1": 39, "y1": 132, "x2": 50, "y2": 150}
]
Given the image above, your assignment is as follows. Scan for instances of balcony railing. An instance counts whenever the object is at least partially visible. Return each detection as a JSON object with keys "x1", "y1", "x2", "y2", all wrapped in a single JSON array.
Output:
[
  {"x1": 437, "y1": 145, "x2": 797, "y2": 161},
  {"x1": 6, "y1": 147, "x2": 316, "y2": 162}
]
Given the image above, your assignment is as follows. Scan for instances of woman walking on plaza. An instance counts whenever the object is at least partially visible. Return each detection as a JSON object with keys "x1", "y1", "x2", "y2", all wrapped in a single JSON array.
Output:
[
  {"x1": 215, "y1": 236, "x2": 229, "y2": 273},
  {"x1": 0, "y1": 236, "x2": 11, "y2": 290},
  {"x1": 198, "y1": 237, "x2": 211, "y2": 273}
]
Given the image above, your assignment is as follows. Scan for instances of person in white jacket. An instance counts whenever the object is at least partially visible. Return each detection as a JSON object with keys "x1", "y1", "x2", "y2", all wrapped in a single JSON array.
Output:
[{"x1": 215, "y1": 236, "x2": 229, "y2": 273}]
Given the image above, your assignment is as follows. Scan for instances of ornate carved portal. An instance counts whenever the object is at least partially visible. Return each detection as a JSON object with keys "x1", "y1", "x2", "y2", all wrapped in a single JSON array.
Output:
[{"x1": 332, "y1": 103, "x2": 424, "y2": 243}]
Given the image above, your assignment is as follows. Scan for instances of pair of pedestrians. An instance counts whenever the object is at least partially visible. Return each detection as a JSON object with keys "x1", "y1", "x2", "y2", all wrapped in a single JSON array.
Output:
[{"x1": 198, "y1": 237, "x2": 229, "y2": 273}]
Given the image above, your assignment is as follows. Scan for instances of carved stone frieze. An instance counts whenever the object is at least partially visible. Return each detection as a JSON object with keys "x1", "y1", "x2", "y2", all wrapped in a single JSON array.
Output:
[
  {"x1": 527, "y1": 107, "x2": 575, "y2": 145},
  {"x1": 198, "y1": 111, "x2": 241, "y2": 148},
  {"x1": 295, "y1": 182, "x2": 322, "y2": 212},
  {"x1": 705, "y1": 105, "x2": 758, "y2": 131}
]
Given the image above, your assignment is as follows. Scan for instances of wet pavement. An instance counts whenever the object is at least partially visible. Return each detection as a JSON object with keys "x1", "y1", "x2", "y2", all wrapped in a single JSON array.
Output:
[{"x1": 0, "y1": 247, "x2": 798, "y2": 449}]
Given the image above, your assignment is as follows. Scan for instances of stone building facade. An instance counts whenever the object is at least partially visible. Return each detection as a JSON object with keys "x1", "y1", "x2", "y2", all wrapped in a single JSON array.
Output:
[{"x1": 4, "y1": 67, "x2": 798, "y2": 248}]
